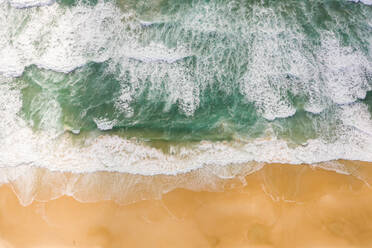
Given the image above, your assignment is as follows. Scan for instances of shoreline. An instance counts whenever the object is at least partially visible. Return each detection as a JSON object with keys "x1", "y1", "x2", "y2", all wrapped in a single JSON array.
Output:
[
  {"x1": 0, "y1": 161, "x2": 372, "y2": 247},
  {"x1": 3, "y1": 160, "x2": 370, "y2": 206}
]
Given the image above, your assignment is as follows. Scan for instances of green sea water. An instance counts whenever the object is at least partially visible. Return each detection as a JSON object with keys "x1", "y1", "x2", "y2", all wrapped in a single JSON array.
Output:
[
  {"x1": 13, "y1": 0, "x2": 371, "y2": 146},
  {"x1": 2, "y1": 0, "x2": 372, "y2": 206},
  {"x1": 0, "y1": 0, "x2": 371, "y2": 175}
]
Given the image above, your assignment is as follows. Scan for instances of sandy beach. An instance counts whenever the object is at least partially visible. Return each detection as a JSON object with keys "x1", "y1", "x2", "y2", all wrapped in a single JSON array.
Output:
[
  {"x1": 0, "y1": 0, "x2": 371, "y2": 247},
  {"x1": 0, "y1": 161, "x2": 371, "y2": 248}
]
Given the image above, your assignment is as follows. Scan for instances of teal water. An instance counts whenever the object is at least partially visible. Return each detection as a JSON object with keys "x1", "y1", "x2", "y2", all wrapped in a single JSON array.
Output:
[
  {"x1": 13, "y1": 0, "x2": 372, "y2": 145},
  {"x1": 0, "y1": 0, "x2": 371, "y2": 174}
]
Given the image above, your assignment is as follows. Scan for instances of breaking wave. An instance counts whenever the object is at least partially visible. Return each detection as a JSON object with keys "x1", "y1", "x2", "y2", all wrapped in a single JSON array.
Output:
[{"x1": 0, "y1": 0, "x2": 371, "y2": 203}]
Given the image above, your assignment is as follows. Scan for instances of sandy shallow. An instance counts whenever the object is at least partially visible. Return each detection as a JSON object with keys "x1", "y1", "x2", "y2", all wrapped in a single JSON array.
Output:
[{"x1": 0, "y1": 161, "x2": 372, "y2": 248}]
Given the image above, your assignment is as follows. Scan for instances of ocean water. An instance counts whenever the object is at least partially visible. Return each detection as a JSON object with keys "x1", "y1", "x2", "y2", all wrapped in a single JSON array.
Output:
[{"x1": 0, "y1": 0, "x2": 371, "y2": 183}]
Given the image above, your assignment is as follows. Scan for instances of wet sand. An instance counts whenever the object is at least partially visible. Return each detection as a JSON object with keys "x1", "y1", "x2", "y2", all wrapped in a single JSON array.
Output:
[{"x1": 1, "y1": 161, "x2": 372, "y2": 248}]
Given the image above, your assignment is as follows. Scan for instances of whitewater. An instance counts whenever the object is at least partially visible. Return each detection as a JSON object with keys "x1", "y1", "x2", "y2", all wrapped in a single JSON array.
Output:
[{"x1": 0, "y1": 0, "x2": 371, "y2": 205}]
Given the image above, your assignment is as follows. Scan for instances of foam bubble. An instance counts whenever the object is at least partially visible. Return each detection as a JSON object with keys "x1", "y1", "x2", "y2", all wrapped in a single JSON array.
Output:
[
  {"x1": 124, "y1": 42, "x2": 190, "y2": 64},
  {"x1": 0, "y1": 1, "x2": 192, "y2": 76},
  {"x1": 7, "y1": 0, "x2": 55, "y2": 8},
  {"x1": 0, "y1": 0, "x2": 371, "y2": 181},
  {"x1": 351, "y1": 0, "x2": 372, "y2": 5},
  {"x1": 319, "y1": 37, "x2": 372, "y2": 105},
  {"x1": 1, "y1": 0, "x2": 371, "y2": 121},
  {"x1": 113, "y1": 57, "x2": 199, "y2": 117},
  {"x1": 339, "y1": 102, "x2": 372, "y2": 136},
  {"x1": 94, "y1": 118, "x2": 118, "y2": 131},
  {"x1": 0, "y1": 48, "x2": 24, "y2": 77}
]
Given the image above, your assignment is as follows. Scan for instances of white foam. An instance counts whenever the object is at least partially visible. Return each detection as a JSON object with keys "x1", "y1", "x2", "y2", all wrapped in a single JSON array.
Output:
[
  {"x1": 0, "y1": 1, "x2": 191, "y2": 77},
  {"x1": 339, "y1": 102, "x2": 372, "y2": 136},
  {"x1": 94, "y1": 117, "x2": 117, "y2": 131},
  {"x1": 0, "y1": 0, "x2": 371, "y2": 180},
  {"x1": 0, "y1": 48, "x2": 24, "y2": 77},
  {"x1": 1, "y1": 76, "x2": 372, "y2": 177},
  {"x1": 319, "y1": 37, "x2": 372, "y2": 105},
  {"x1": 7, "y1": 0, "x2": 55, "y2": 8},
  {"x1": 124, "y1": 42, "x2": 190, "y2": 63},
  {"x1": 0, "y1": 0, "x2": 198, "y2": 118},
  {"x1": 113, "y1": 56, "x2": 199, "y2": 117},
  {"x1": 0, "y1": 2, "x2": 112, "y2": 76},
  {"x1": 236, "y1": 7, "x2": 311, "y2": 120},
  {"x1": 249, "y1": 28, "x2": 371, "y2": 120},
  {"x1": 1, "y1": 74, "x2": 372, "y2": 208},
  {"x1": 351, "y1": 0, "x2": 372, "y2": 5},
  {"x1": 1, "y1": 0, "x2": 371, "y2": 121}
]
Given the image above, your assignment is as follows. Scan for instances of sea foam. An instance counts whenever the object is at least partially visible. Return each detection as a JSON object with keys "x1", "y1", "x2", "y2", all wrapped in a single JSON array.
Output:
[
  {"x1": 0, "y1": 0, "x2": 371, "y2": 203},
  {"x1": 352, "y1": 0, "x2": 372, "y2": 5},
  {"x1": 1, "y1": 76, "x2": 372, "y2": 177}
]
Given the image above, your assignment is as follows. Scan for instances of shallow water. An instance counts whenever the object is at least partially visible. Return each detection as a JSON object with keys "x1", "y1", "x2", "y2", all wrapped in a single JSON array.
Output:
[
  {"x1": 1, "y1": 162, "x2": 372, "y2": 248},
  {"x1": 0, "y1": 0, "x2": 372, "y2": 246}
]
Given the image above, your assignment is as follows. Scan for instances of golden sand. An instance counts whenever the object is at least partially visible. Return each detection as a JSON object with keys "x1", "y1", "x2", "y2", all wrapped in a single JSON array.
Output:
[{"x1": 1, "y1": 161, "x2": 372, "y2": 248}]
